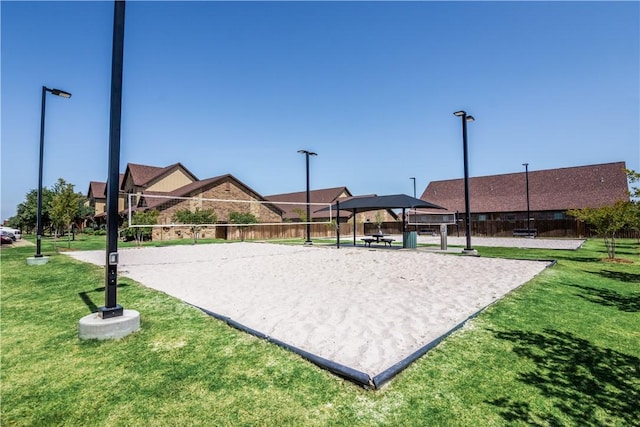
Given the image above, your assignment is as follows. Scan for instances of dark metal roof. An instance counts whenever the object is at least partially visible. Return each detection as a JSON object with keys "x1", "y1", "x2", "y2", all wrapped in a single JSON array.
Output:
[{"x1": 319, "y1": 194, "x2": 445, "y2": 213}]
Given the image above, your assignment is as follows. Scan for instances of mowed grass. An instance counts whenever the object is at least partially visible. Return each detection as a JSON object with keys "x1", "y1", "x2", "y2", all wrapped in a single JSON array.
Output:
[{"x1": 1, "y1": 237, "x2": 638, "y2": 426}]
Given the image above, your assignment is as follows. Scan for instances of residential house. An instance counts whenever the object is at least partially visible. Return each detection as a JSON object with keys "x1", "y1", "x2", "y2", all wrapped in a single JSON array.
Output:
[
  {"x1": 419, "y1": 161, "x2": 629, "y2": 237},
  {"x1": 121, "y1": 162, "x2": 199, "y2": 210},
  {"x1": 133, "y1": 173, "x2": 283, "y2": 241},
  {"x1": 85, "y1": 174, "x2": 124, "y2": 227}
]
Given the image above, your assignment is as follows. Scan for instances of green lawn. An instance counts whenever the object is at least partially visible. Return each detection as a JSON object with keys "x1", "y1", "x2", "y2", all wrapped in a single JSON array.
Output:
[{"x1": 1, "y1": 237, "x2": 638, "y2": 426}]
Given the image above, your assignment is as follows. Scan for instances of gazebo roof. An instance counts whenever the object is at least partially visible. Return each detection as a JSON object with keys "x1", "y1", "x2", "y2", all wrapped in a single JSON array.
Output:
[{"x1": 318, "y1": 194, "x2": 445, "y2": 213}]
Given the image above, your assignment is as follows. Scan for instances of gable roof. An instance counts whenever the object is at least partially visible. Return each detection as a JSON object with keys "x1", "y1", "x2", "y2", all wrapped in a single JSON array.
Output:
[
  {"x1": 421, "y1": 161, "x2": 629, "y2": 213},
  {"x1": 87, "y1": 181, "x2": 106, "y2": 199},
  {"x1": 265, "y1": 187, "x2": 351, "y2": 204},
  {"x1": 122, "y1": 162, "x2": 198, "y2": 189},
  {"x1": 87, "y1": 174, "x2": 125, "y2": 198},
  {"x1": 265, "y1": 187, "x2": 352, "y2": 220},
  {"x1": 139, "y1": 173, "x2": 283, "y2": 216}
]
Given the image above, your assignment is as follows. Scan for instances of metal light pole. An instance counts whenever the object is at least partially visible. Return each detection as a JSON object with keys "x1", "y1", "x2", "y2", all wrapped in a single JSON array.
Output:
[
  {"x1": 410, "y1": 177, "x2": 416, "y2": 231},
  {"x1": 453, "y1": 110, "x2": 475, "y2": 254},
  {"x1": 523, "y1": 163, "x2": 531, "y2": 234},
  {"x1": 101, "y1": 0, "x2": 126, "y2": 318},
  {"x1": 298, "y1": 150, "x2": 317, "y2": 245},
  {"x1": 78, "y1": 0, "x2": 139, "y2": 341},
  {"x1": 34, "y1": 86, "x2": 71, "y2": 261}
]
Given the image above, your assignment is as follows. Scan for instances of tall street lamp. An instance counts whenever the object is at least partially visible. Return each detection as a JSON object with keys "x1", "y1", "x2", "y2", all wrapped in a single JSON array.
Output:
[
  {"x1": 298, "y1": 150, "x2": 317, "y2": 245},
  {"x1": 410, "y1": 177, "x2": 416, "y2": 230},
  {"x1": 30, "y1": 86, "x2": 71, "y2": 265},
  {"x1": 102, "y1": 0, "x2": 126, "y2": 319},
  {"x1": 523, "y1": 163, "x2": 531, "y2": 235},
  {"x1": 453, "y1": 110, "x2": 476, "y2": 255},
  {"x1": 79, "y1": 0, "x2": 139, "y2": 341}
]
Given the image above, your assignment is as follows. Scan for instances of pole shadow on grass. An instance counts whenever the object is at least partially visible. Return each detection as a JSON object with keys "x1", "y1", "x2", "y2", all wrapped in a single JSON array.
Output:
[
  {"x1": 488, "y1": 328, "x2": 640, "y2": 426},
  {"x1": 78, "y1": 285, "x2": 129, "y2": 313}
]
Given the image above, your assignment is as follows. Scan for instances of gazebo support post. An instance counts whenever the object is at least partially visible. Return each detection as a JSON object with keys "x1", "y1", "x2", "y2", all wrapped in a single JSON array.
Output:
[
  {"x1": 336, "y1": 200, "x2": 340, "y2": 249},
  {"x1": 352, "y1": 209, "x2": 356, "y2": 246}
]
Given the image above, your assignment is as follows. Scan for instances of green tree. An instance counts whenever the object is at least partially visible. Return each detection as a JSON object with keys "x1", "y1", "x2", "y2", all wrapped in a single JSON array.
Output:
[
  {"x1": 122, "y1": 210, "x2": 159, "y2": 246},
  {"x1": 568, "y1": 201, "x2": 631, "y2": 259},
  {"x1": 76, "y1": 200, "x2": 95, "y2": 232},
  {"x1": 625, "y1": 168, "x2": 640, "y2": 242},
  {"x1": 293, "y1": 207, "x2": 307, "y2": 222},
  {"x1": 172, "y1": 208, "x2": 216, "y2": 244},
  {"x1": 13, "y1": 188, "x2": 54, "y2": 234},
  {"x1": 50, "y1": 178, "x2": 82, "y2": 248},
  {"x1": 374, "y1": 211, "x2": 384, "y2": 233},
  {"x1": 228, "y1": 211, "x2": 259, "y2": 241},
  {"x1": 627, "y1": 168, "x2": 640, "y2": 200}
]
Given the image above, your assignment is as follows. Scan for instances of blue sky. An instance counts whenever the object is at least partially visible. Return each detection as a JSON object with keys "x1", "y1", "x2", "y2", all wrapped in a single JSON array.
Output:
[{"x1": 2, "y1": 1, "x2": 638, "y2": 221}]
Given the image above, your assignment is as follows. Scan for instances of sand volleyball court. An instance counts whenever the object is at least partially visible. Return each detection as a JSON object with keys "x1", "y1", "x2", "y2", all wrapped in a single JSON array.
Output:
[{"x1": 67, "y1": 242, "x2": 553, "y2": 387}]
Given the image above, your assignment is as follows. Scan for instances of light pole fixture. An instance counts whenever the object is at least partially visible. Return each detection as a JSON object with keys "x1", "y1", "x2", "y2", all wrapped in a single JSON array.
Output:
[
  {"x1": 523, "y1": 163, "x2": 531, "y2": 235},
  {"x1": 453, "y1": 110, "x2": 476, "y2": 254},
  {"x1": 298, "y1": 149, "x2": 317, "y2": 245},
  {"x1": 31, "y1": 86, "x2": 72, "y2": 264},
  {"x1": 410, "y1": 177, "x2": 416, "y2": 231}
]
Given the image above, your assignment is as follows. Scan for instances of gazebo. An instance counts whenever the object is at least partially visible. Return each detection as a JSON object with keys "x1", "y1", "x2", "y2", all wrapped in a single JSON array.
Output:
[{"x1": 317, "y1": 194, "x2": 446, "y2": 247}]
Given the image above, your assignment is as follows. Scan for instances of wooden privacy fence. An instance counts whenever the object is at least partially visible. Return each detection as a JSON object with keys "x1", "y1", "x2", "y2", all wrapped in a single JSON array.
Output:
[
  {"x1": 224, "y1": 222, "x2": 364, "y2": 241},
  {"x1": 153, "y1": 220, "x2": 638, "y2": 241}
]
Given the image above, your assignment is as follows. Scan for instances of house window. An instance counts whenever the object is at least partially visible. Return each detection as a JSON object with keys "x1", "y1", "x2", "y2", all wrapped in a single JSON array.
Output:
[
  {"x1": 477, "y1": 214, "x2": 487, "y2": 221},
  {"x1": 553, "y1": 212, "x2": 565, "y2": 220}
]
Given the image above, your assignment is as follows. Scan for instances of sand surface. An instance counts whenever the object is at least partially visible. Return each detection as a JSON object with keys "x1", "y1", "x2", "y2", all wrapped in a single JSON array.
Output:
[{"x1": 66, "y1": 241, "x2": 555, "y2": 377}]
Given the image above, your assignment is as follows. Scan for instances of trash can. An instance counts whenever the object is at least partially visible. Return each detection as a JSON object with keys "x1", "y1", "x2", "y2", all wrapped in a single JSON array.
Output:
[
  {"x1": 402, "y1": 231, "x2": 417, "y2": 249},
  {"x1": 440, "y1": 224, "x2": 448, "y2": 250}
]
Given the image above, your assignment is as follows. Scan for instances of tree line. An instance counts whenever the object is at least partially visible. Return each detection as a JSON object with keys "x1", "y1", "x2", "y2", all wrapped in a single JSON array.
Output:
[{"x1": 6, "y1": 178, "x2": 93, "y2": 238}]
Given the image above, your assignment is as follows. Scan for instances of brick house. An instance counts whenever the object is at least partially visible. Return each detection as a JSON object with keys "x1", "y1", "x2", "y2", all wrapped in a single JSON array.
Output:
[
  {"x1": 135, "y1": 173, "x2": 283, "y2": 241},
  {"x1": 121, "y1": 162, "x2": 199, "y2": 211},
  {"x1": 418, "y1": 161, "x2": 629, "y2": 237},
  {"x1": 87, "y1": 162, "x2": 282, "y2": 240}
]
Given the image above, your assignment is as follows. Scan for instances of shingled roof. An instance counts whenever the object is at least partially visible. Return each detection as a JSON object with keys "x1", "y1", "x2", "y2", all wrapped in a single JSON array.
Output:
[
  {"x1": 139, "y1": 174, "x2": 283, "y2": 216},
  {"x1": 87, "y1": 174, "x2": 124, "y2": 198},
  {"x1": 123, "y1": 162, "x2": 198, "y2": 189},
  {"x1": 421, "y1": 161, "x2": 629, "y2": 213},
  {"x1": 265, "y1": 187, "x2": 352, "y2": 220},
  {"x1": 87, "y1": 181, "x2": 106, "y2": 199}
]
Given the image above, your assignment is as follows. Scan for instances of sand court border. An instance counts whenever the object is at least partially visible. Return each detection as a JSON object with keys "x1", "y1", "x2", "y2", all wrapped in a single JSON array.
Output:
[{"x1": 67, "y1": 241, "x2": 556, "y2": 388}]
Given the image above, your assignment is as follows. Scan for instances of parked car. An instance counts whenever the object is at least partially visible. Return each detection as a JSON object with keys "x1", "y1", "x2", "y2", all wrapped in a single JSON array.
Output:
[
  {"x1": 0, "y1": 226, "x2": 21, "y2": 240},
  {"x1": 1, "y1": 230, "x2": 15, "y2": 243}
]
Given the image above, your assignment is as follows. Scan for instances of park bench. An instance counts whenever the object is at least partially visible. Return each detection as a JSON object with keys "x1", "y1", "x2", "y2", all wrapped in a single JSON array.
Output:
[
  {"x1": 380, "y1": 237, "x2": 395, "y2": 247},
  {"x1": 513, "y1": 228, "x2": 537, "y2": 237},
  {"x1": 361, "y1": 237, "x2": 395, "y2": 247},
  {"x1": 362, "y1": 238, "x2": 376, "y2": 247}
]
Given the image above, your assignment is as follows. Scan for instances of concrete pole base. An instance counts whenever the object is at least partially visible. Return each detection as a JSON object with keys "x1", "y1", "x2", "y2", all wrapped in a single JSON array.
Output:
[
  {"x1": 79, "y1": 310, "x2": 140, "y2": 340},
  {"x1": 461, "y1": 249, "x2": 479, "y2": 256},
  {"x1": 26, "y1": 256, "x2": 50, "y2": 265}
]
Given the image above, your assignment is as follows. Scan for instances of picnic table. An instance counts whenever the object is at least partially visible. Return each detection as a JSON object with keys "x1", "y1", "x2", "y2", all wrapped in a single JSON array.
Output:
[{"x1": 361, "y1": 233, "x2": 396, "y2": 247}]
